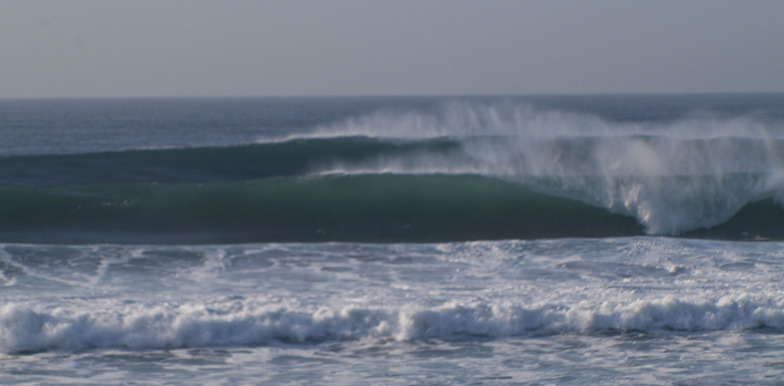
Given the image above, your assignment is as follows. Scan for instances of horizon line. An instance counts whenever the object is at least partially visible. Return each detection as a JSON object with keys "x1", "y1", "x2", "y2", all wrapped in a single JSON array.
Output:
[{"x1": 2, "y1": 91, "x2": 783, "y2": 101}]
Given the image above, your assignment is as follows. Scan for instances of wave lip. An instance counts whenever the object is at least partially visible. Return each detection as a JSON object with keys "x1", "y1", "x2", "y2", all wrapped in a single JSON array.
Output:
[
  {"x1": 303, "y1": 102, "x2": 784, "y2": 236},
  {"x1": 3, "y1": 296, "x2": 783, "y2": 354},
  {"x1": 295, "y1": 101, "x2": 784, "y2": 235}
]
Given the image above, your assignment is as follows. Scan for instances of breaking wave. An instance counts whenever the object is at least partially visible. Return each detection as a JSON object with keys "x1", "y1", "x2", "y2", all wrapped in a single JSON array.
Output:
[
  {"x1": 2, "y1": 101, "x2": 783, "y2": 242},
  {"x1": 3, "y1": 295, "x2": 783, "y2": 354}
]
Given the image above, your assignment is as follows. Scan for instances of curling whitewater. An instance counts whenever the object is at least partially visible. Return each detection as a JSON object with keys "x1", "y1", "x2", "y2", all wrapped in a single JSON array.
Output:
[
  {"x1": 2, "y1": 237, "x2": 784, "y2": 354},
  {"x1": 4, "y1": 294, "x2": 784, "y2": 353}
]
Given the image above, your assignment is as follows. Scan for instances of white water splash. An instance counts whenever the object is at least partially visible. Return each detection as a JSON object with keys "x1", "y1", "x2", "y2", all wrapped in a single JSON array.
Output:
[{"x1": 289, "y1": 101, "x2": 784, "y2": 234}]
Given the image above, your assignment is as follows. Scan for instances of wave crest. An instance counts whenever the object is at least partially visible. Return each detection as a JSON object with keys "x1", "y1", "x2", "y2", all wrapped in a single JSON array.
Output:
[
  {"x1": 304, "y1": 101, "x2": 784, "y2": 234},
  {"x1": 3, "y1": 296, "x2": 784, "y2": 354}
]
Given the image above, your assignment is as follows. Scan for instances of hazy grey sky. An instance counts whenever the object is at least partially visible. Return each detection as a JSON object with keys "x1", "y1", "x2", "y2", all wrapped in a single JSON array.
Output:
[{"x1": 1, "y1": 0, "x2": 783, "y2": 98}]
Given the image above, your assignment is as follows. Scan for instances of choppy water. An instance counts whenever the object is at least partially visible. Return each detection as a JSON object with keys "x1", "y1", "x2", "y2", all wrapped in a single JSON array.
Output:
[
  {"x1": 3, "y1": 238, "x2": 784, "y2": 384},
  {"x1": 1, "y1": 94, "x2": 784, "y2": 384}
]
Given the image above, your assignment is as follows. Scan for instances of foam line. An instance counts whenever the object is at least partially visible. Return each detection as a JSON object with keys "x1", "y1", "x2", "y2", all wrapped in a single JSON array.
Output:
[{"x1": 2, "y1": 296, "x2": 783, "y2": 354}]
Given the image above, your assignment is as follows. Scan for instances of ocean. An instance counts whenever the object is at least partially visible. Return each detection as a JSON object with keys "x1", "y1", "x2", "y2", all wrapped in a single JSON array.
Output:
[{"x1": 1, "y1": 94, "x2": 783, "y2": 384}]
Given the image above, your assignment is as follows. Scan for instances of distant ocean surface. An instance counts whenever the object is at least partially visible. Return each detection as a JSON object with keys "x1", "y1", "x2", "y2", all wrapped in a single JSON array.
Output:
[{"x1": 1, "y1": 94, "x2": 784, "y2": 384}]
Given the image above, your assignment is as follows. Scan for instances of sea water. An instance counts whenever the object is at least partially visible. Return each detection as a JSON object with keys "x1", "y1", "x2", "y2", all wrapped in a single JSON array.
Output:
[{"x1": 1, "y1": 94, "x2": 784, "y2": 384}]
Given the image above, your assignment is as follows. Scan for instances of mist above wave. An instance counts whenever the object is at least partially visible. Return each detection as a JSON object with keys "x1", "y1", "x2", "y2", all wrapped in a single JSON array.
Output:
[{"x1": 303, "y1": 101, "x2": 784, "y2": 234}]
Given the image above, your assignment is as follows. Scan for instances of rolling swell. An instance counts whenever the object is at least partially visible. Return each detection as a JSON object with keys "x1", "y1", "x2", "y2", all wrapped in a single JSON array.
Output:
[{"x1": 0, "y1": 137, "x2": 464, "y2": 188}]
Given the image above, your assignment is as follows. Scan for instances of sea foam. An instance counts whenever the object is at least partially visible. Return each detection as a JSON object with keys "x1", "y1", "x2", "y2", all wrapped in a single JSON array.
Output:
[{"x1": 3, "y1": 296, "x2": 783, "y2": 354}]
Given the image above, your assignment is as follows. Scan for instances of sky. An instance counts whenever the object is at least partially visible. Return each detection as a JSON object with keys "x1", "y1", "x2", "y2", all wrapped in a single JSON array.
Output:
[{"x1": 1, "y1": 0, "x2": 783, "y2": 98}]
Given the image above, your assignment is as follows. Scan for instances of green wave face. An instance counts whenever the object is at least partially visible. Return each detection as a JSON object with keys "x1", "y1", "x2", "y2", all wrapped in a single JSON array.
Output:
[
  {"x1": 1, "y1": 174, "x2": 783, "y2": 244},
  {"x1": 0, "y1": 175, "x2": 643, "y2": 244}
]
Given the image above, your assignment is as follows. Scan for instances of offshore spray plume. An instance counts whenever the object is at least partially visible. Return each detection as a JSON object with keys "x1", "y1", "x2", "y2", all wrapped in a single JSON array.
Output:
[{"x1": 312, "y1": 100, "x2": 784, "y2": 234}]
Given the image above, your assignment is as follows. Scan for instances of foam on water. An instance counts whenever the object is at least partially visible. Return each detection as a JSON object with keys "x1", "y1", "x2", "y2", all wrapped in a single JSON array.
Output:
[
  {"x1": 2, "y1": 294, "x2": 783, "y2": 354},
  {"x1": 2, "y1": 237, "x2": 783, "y2": 354}
]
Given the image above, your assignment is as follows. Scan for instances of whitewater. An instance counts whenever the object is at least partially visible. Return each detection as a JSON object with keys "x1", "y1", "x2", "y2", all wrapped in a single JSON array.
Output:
[{"x1": 1, "y1": 94, "x2": 784, "y2": 384}]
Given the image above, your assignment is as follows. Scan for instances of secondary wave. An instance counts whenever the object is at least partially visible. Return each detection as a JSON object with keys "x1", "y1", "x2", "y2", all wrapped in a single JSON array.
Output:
[
  {"x1": 3, "y1": 295, "x2": 783, "y2": 354},
  {"x1": 0, "y1": 137, "x2": 464, "y2": 188}
]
